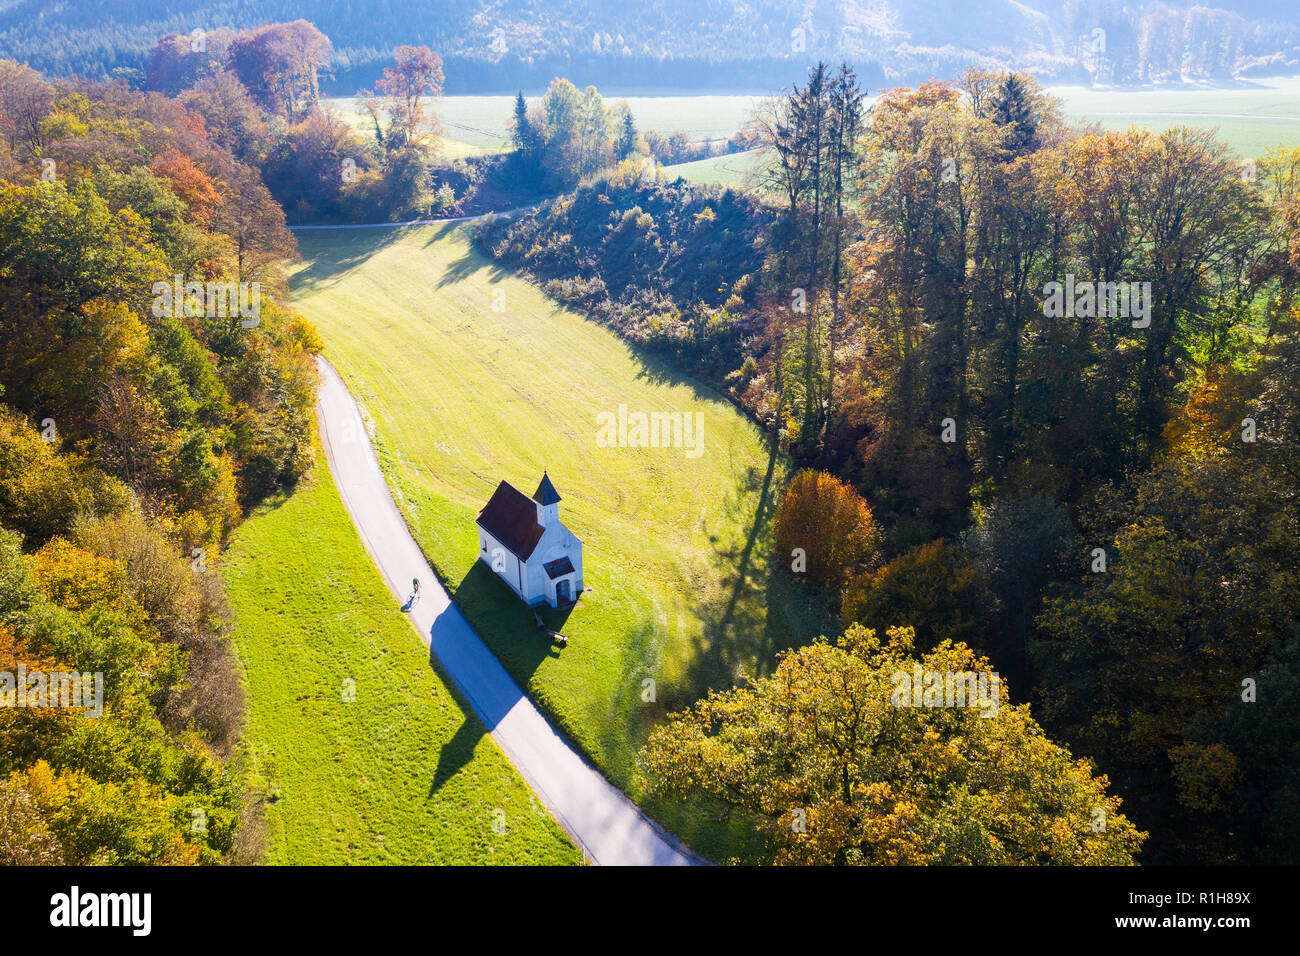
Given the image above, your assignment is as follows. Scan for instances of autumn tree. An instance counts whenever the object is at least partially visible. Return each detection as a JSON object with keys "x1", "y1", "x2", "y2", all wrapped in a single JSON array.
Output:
[
  {"x1": 850, "y1": 81, "x2": 985, "y2": 532},
  {"x1": 1034, "y1": 455, "x2": 1300, "y2": 863},
  {"x1": 263, "y1": 111, "x2": 368, "y2": 220},
  {"x1": 144, "y1": 29, "x2": 235, "y2": 96},
  {"x1": 756, "y1": 62, "x2": 864, "y2": 450},
  {"x1": 640, "y1": 624, "x2": 1145, "y2": 864},
  {"x1": 179, "y1": 71, "x2": 272, "y2": 163},
  {"x1": 773, "y1": 469, "x2": 881, "y2": 588},
  {"x1": 0, "y1": 180, "x2": 166, "y2": 311},
  {"x1": 212, "y1": 162, "x2": 296, "y2": 286},
  {"x1": 0, "y1": 775, "x2": 63, "y2": 864},
  {"x1": 0, "y1": 410, "x2": 130, "y2": 549},
  {"x1": 0, "y1": 60, "x2": 54, "y2": 156},
  {"x1": 365, "y1": 44, "x2": 444, "y2": 153},
  {"x1": 94, "y1": 164, "x2": 219, "y2": 274},
  {"x1": 148, "y1": 148, "x2": 224, "y2": 227},
  {"x1": 228, "y1": 20, "x2": 331, "y2": 120},
  {"x1": 841, "y1": 539, "x2": 985, "y2": 652},
  {"x1": 822, "y1": 65, "x2": 864, "y2": 440}
]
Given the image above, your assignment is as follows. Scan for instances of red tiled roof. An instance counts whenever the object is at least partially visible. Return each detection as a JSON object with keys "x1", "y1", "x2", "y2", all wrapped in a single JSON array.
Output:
[{"x1": 476, "y1": 481, "x2": 544, "y2": 559}]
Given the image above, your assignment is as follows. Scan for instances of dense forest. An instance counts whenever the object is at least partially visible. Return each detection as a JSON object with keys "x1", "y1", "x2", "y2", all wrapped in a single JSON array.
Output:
[
  {"x1": 0, "y1": 58, "x2": 319, "y2": 862},
  {"x1": 2, "y1": 1, "x2": 1299, "y2": 93}
]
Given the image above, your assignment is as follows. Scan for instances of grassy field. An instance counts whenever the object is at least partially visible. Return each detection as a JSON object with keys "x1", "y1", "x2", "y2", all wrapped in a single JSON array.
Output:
[
  {"x1": 665, "y1": 148, "x2": 766, "y2": 188},
  {"x1": 288, "y1": 223, "x2": 835, "y2": 859},
  {"x1": 324, "y1": 99, "x2": 497, "y2": 160},
  {"x1": 1053, "y1": 78, "x2": 1300, "y2": 158},
  {"x1": 222, "y1": 434, "x2": 581, "y2": 865}
]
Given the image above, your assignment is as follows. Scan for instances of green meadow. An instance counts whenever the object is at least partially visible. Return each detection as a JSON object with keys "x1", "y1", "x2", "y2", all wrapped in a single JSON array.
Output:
[
  {"x1": 665, "y1": 148, "x2": 766, "y2": 188},
  {"x1": 1052, "y1": 79, "x2": 1300, "y2": 158},
  {"x1": 222, "y1": 436, "x2": 581, "y2": 865},
  {"x1": 288, "y1": 223, "x2": 835, "y2": 859}
]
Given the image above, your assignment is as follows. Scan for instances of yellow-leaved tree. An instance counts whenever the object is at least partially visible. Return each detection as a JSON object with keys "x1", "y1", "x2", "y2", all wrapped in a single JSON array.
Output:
[{"x1": 639, "y1": 624, "x2": 1145, "y2": 865}]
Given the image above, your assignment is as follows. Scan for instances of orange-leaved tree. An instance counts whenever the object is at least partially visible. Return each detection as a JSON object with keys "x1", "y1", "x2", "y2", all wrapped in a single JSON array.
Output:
[{"x1": 773, "y1": 469, "x2": 882, "y2": 588}]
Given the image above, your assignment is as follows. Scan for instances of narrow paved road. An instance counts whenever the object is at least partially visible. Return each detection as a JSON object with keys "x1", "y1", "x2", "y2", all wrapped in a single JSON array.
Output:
[
  {"x1": 289, "y1": 204, "x2": 539, "y2": 231},
  {"x1": 315, "y1": 356, "x2": 700, "y2": 866}
]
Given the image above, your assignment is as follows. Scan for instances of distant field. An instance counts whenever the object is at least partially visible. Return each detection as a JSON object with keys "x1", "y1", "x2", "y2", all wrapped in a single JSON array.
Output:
[
  {"x1": 325, "y1": 93, "x2": 763, "y2": 156},
  {"x1": 324, "y1": 99, "x2": 498, "y2": 160},
  {"x1": 657, "y1": 82, "x2": 1300, "y2": 186},
  {"x1": 288, "y1": 223, "x2": 835, "y2": 860},
  {"x1": 1053, "y1": 78, "x2": 1300, "y2": 157},
  {"x1": 223, "y1": 435, "x2": 580, "y2": 865}
]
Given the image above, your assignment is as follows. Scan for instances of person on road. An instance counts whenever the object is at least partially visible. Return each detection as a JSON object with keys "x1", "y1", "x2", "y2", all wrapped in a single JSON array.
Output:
[{"x1": 402, "y1": 577, "x2": 421, "y2": 612}]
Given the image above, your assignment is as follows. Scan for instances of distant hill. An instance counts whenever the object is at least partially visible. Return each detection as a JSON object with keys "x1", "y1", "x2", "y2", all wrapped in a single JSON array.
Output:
[{"x1": 2, "y1": 0, "x2": 1299, "y2": 92}]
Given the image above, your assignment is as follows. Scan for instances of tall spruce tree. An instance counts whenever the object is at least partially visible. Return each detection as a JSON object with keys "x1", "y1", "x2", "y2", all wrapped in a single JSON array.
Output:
[{"x1": 510, "y1": 89, "x2": 533, "y2": 154}]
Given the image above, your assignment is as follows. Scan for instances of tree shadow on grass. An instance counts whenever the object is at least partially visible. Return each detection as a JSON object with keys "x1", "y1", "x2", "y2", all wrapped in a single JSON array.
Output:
[
  {"x1": 243, "y1": 483, "x2": 298, "y2": 522},
  {"x1": 629, "y1": 347, "x2": 733, "y2": 407},
  {"x1": 675, "y1": 436, "x2": 784, "y2": 697},
  {"x1": 673, "y1": 432, "x2": 841, "y2": 699},
  {"x1": 428, "y1": 713, "x2": 488, "y2": 797},
  {"x1": 289, "y1": 226, "x2": 412, "y2": 294},
  {"x1": 429, "y1": 223, "x2": 515, "y2": 290},
  {"x1": 591, "y1": 324, "x2": 754, "y2": 420},
  {"x1": 426, "y1": 559, "x2": 572, "y2": 797},
  {"x1": 621, "y1": 438, "x2": 840, "y2": 863},
  {"x1": 597, "y1": 492, "x2": 794, "y2": 865}
]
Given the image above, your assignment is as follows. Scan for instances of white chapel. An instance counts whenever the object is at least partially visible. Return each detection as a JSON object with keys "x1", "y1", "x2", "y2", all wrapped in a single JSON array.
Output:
[{"x1": 475, "y1": 472, "x2": 584, "y2": 608}]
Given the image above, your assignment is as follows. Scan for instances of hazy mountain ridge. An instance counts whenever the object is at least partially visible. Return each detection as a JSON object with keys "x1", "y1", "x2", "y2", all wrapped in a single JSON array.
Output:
[{"x1": 1, "y1": 0, "x2": 1297, "y2": 90}]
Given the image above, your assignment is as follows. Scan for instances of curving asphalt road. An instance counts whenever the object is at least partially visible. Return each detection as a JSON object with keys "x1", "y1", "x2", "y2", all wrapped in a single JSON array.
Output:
[{"x1": 314, "y1": 355, "x2": 700, "y2": 866}]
